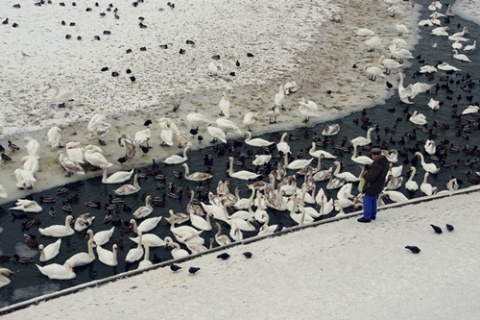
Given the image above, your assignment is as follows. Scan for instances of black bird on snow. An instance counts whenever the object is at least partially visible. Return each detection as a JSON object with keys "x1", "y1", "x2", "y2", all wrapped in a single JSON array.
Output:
[
  {"x1": 170, "y1": 264, "x2": 182, "y2": 272},
  {"x1": 188, "y1": 266, "x2": 200, "y2": 275},
  {"x1": 217, "y1": 252, "x2": 230, "y2": 260},
  {"x1": 405, "y1": 246, "x2": 421, "y2": 254},
  {"x1": 243, "y1": 251, "x2": 253, "y2": 259},
  {"x1": 430, "y1": 224, "x2": 443, "y2": 234},
  {"x1": 446, "y1": 224, "x2": 454, "y2": 232}
]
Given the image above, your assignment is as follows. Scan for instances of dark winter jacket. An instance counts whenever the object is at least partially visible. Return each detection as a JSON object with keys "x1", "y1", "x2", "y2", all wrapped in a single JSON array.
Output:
[{"x1": 362, "y1": 155, "x2": 390, "y2": 196}]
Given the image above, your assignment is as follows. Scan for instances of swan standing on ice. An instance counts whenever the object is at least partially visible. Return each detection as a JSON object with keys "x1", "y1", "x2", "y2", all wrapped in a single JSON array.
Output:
[
  {"x1": 354, "y1": 27, "x2": 375, "y2": 37},
  {"x1": 47, "y1": 126, "x2": 63, "y2": 149},
  {"x1": 206, "y1": 123, "x2": 227, "y2": 143},
  {"x1": 216, "y1": 117, "x2": 243, "y2": 136},
  {"x1": 298, "y1": 98, "x2": 320, "y2": 123},
  {"x1": 14, "y1": 168, "x2": 37, "y2": 189},
  {"x1": 23, "y1": 137, "x2": 40, "y2": 158},
  {"x1": 218, "y1": 91, "x2": 231, "y2": 117},
  {"x1": 118, "y1": 134, "x2": 136, "y2": 159},
  {"x1": 22, "y1": 155, "x2": 39, "y2": 175},
  {"x1": 58, "y1": 151, "x2": 85, "y2": 176},
  {"x1": 283, "y1": 81, "x2": 299, "y2": 95},
  {"x1": 187, "y1": 112, "x2": 212, "y2": 128},
  {"x1": 379, "y1": 55, "x2": 402, "y2": 74},
  {"x1": 243, "y1": 111, "x2": 258, "y2": 130},
  {"x1": 363, "y1": 64, "x2": 386, "y2": 81},
  {"x1": 84, "y1": 145, "x2": 113, "y2": 168},
  {"x1": 396, "y1": 22, "x2": 410, "y2": 36},
  {"x1": 0, "y1": 184, "x2": 7, "y2": 198},
  {"x1": 48, "y1": 84, "x2": 74, "y2": 108},
  {"x1": 274, "y1": 85, "x2": 285, "y2": 109}
]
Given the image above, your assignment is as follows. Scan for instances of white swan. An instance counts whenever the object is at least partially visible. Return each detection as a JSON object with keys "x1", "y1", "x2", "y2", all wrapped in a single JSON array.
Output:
[
  {"x1": 84, "y1": 145, "x2": 113, "y2": 168},
  {"x1": 333, "y1": 161, "x2": 360, "y2": 182},
  {"x1": 163, "y1": 146, "x2": 190, "y2": 165},
  {"x1": 351, "y1": 143, "x2": 373, "y2": 166},
  {"x1": 415, "y1": 152, "x2": 440, "y2": 174},
  {"x1": 164, "y1": 236, "x2": 190, "y2": 259},
  {"x1": 9, "y1": 198, "x2": 42, "y2": 213},
  {"x1": 133, "y1": 195, "x2": 153, "y2": 219},
  {"x1": 245, "y1": 131, "x2": 274, "y2": 147},
  {"x1": 23, "y1": 136, "x2": 40, "y2": 158},
  {"x1": 216, "y1": 117, "x2": 243, "y2": 136},
  {"x1": 298, "y1": 98, "x2": 320, "y2": 122},
  {"x1": 207, "y1": 123, "x2": 227, "y2": 143},
  {"x1": 420, "y1": 172, "x2": 435, "y2": 196},
  {"x1": 350, "y1": 127, "x2": 375, "y2": 146},
  {"x1": 64, "y1": 238, "x2": 96, "y2": 267},
  {"x1": 190, "y1": 210, "x2": 212, "y2": 231},
  {"x1": 89, "y1": 228, "x2": 115, "y2": 247},
  {"x1": 289, "y1": 192, "x2": 314, "y2": 225},
  {"x1": 187, "y1": 112, "x2": 212, "y2": 127},
  {"x1": 214, "y1": 222, "x2": 232, "y2": 246},
  {"x1": 49, "y1": 84, "x2": 74, "y2": 107},
  {"x1": 364, "y1": 36, "x2": 383, "y2": 50},
  {"x1": 461, "y1": 105, "x2": 479, "y2": 115},
  {"x1": 274, "y1": 85, "x2": 285, "y2": 108},
  {"x1": 427, "y1": 98, "x2": 440, "y2": 110},
  {"x1": 0, "y1": 268, "x2": 13, "y2": 288},
  {"x1": 355, "y1": 27, "x2": 375, "y2": 37},
  {"x1": 134, "y1": 127, "x2": 151, "y2": 146},
  {"x1": 449, "y1": 27, "x2": 468, "y2": 41},
  {"x1": 437, "y1": 62, "x2": 461, "y2": 71},
  {"x1": 170, "y1": 221, "x2": 203, "y2": 240},
  {"x1": 321, "y1": 124, "x2": 340, "y2": 136},
  {"x1": 382, "y1": 190, "x2": 409, "y2": 203},
  {"x1": 114, "y1": 173, "x2": 141, "y2": 195},
  {"x1": 424, "y1": 139, "x2": 436, "y2": 155},
  {"x1": 137, "y1": 244, "x2": 153, "y2": 269},
  {"x1": 284, "y1": 153, "x2": 314, "y2": 170},
  {"x1": 36, "y1": 261, "x2": 75, "y2": 280},
  {"x1": 363, "y1": 64, "x2": 386, "y2": 81},
  {"x1": 228, "y1": 156, "x2": 261, "y2": 181},
  {"x1": 219, "y1": 91, "x2": 231, "y2": 117},
  {"x1": 66, "y1": 141, "x2": 85, "y2": 164},
  {"x1": 102, "y1": 167, "x2": 134, "y2": 184},
  {"x1": 409, "y1": 111, "x2": 427, "y2": 125},
  {"x1": 39, "y1": 215, "x2": 74, "y2": 237},
  {"x1": 276, "y1": 132, "x2": 291, "y2": 154},
  {"x1": 399, "y1": 72, "x2": 433, "y2": 105},
  {"x1": 0, "y1": 183, "x2": 7, "y2": 198},
  {"x1": 182, "y1": 163, "x2": 213, "y2": 182},
  {"x1": 96, "y1": 243, "x2": 118, "y2": 267},
  {"x1": 135, "y1": 216, "x2": 162, "y2": 233},
  {"x1": 47, "y1": 126, "x2": 63, "y2": 148},
  {"x1": 39, "y1": 238, "x2": 62, "y2": 262},
  {"x1": 396, "y1": 22, "x2": 409, "y2": 35},
  {"x1": 405, "y1": 166, "x2": 419, "y2": 192},
  {"x1": 431, "y1": 26, "x2": 449, "y2": 37},
  {"x1": 57, "y1": 151, "x2": 85, "y2": 176},
  {"x1": 22, "y1": 155, "x2": 39, "y2": 175},
  {"x1": 452, "y1": 49, "x2": 471, "y2": 62},
  {"x1": 243, "y1": 111, "x2": 258, "y2": 130},
  {"x1": 125, "y1": 231, "x2": 144, "y2": 263},
  {"x1": 309, "y1": 142, "x2": 336, "y2": 159},
  {"x1": 252, "y1": 154, "x2": 272, "y2": 166},
  {"x1": 74, "y1": 213, "x2": 95, "y2": 232},
  {"x1": 464, "y1": 40, "x2": 476, "y2": 51}
]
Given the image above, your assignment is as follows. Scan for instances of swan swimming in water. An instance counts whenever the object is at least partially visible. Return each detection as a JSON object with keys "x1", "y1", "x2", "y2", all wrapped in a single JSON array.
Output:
[
  {"x1": 182, "y1": 163, "x2": 213, "y2": 182},
  {"x1": 245, "y1": 131, "x2": 274, "y2": 147},
  {"x1": 38, "y1": 215, "x2": 74, "y2": 237},
  {"x1": 65, "y1": 238, "x2": 96, "y2": 267},
  {"x1": 350, "y1": 127, "x2": 375, "y2": 146},
  {"x1": 415, "y1": 152, "x2": 440, "y2": 174},
  {"x1": 0, "y1": 268, "x2": 14, "y2": 288},
  {"x1": 409, "y1": 111, "x2": 427, "y2": 126},
  {"x1": 321, "y1": 124, "x2": 340, "y2": 136},
  {"x1": 114, "y1": 173, "x2": 141, "y2": 195},
  {"x1": 36, "y1": 261, "x2": 76, "y2": 280},
  {"x1": 228, "y1": 156, "x2": 261, "y2": 181},
  {"x1": 39, "y1": 238, "x2": 62, "y2": 262},
  {"x1": 96, "y1": 243, "x2": 118, "y2": 267}
]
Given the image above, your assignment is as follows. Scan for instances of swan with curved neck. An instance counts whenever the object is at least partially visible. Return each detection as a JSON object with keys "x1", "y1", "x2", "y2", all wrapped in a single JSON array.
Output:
[
  {"x1": 182, "y1": 163, "x2": 213, "y2": 182},
  {"x1": 414, "y1": 152, "x2": 440, "y2": 174},
  {"x1": 420, "y1": 172, "x2": 436, "y2": 196},
  {"x1": 405, "y1": 166, "x2": 419, "y2": 192},
  {"x1": 39, "y1": 215, "x2": 74, "y2": 237},
  {"x1": 96, "y1": 243, "x2": 118, "y2": 267},
  {"x1": 333, "y1": 161, "x2": 360, "y2": 182},
  {"x1": 36, "y1": 261, "x2": 76, "y2": 280},
  {"x1": 49, "y1": 84, "x2": 74, "y2": 107},
  {"x1": 350, "y1": 127, "x2": 375, "y2": 146},
  {"x1": 351, "y1": 143, "x2": 373, "y2": 165},
  {"x1": 101, "y1": 167, "x2": 135, "y2": 184},
  {"x1": 125, "y1": 231, "x2": 144, "y2": 263},
  {"x1": 214, "y1": 222, "x2": 232, "y2": 246},
  {"x1": 114, "y1": 173, "x2": 141, "y2": 195},
  {"x1": 276, "y1": 132, "x2": 291, "y2": 154},
  {"x1": 39, "y1": 238, "x2": 62, "y2": 262},
  {"x1": 137, "y1": 244, "x2": 153, "y2": 269},
  {"x1": 65, "y1": 238, "x2": 96, "y2": 267},
  {"x1": 228, "y1": 156, "x2": 261, "y2": 180},
  {"x1": 132, "y1": 195, "x2": 153, "y2": 219},
  {"x1": 164, "y1": 236, "x2": 190, "y2": 259}
]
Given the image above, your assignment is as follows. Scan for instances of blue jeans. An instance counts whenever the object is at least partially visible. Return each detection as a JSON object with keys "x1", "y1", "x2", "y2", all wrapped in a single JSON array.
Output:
[{"x1": 363, "y1": 194, "x2": 378, "y2": 220}]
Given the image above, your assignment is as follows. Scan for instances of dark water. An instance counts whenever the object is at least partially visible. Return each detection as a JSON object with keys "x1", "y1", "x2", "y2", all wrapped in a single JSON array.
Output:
[{"x1": 1, "y1": 0, "x2": 480, "y2": 308}]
